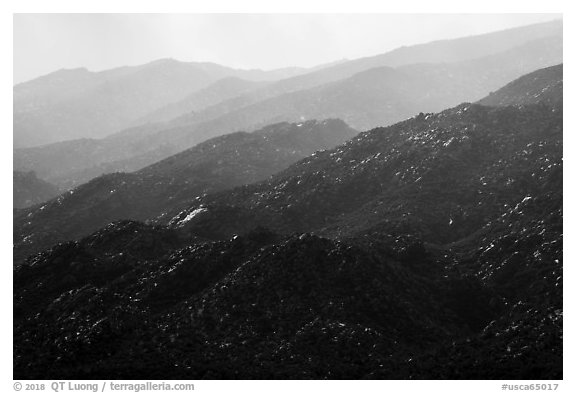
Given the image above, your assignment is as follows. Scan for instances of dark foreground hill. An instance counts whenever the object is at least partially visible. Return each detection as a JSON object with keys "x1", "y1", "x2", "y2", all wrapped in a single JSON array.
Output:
[
  {"x1": 13, "y1": 211, "x2": 561, "y2": 379},
  {"x1": 13, "y1": 224, "x2": 505, "y2": 379},
  {"x1": 13, "y1": 119, "x2": 356, "y2": 265},
  {"x1": 14, "y1": 68, "x2": 562, "y2": 379},
  {"x1": 13, "y1": 171, "x2": 60, "y2": 209}
]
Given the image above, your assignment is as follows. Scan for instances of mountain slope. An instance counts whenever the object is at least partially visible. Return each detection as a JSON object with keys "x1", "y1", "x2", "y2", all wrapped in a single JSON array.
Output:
[
  {"x1": 13, "y1": 119, "x2": 356, "y2": 265},
  {"x1": 478, "y1": 64, "x2": 562, "y2": 108},
  {"x1": 163, "y1": 65, "x2": 562, "y2": 245},
  {"x1": 13, "y1": 171, "x2": 60, "y2": 209},
  {"x1": 14, "y1": 34, "x2": 563, "y2": 189}
]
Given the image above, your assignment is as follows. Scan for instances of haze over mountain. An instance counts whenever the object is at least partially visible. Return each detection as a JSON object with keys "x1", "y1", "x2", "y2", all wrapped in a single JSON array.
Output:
[
  {"x1": 135, "y1": 20, "x2": 563, "y2": 127},
  {"x1": 132, "y1": 77, "x2": 270, "y2": 126},
  {"x1": 14, "y1": 65, "x2": 563, "y2": 379},
  {"x1": 14, "y1": 21, "x2": 562, "y2": 190},
  {"x1": 14, "y1": 60, "x2": 312, "y2": 148},
  {"x1": 159, "y1": 35, "x2": 561, "y2": 139}
]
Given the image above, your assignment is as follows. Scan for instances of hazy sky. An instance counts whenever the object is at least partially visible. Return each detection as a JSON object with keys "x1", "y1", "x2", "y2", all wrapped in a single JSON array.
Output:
[{"x1": 14, "y1": 13, "x2": 561, "y2": 84}]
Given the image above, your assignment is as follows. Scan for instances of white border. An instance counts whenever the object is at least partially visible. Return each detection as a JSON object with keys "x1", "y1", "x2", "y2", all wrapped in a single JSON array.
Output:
[{"x1": 2, "y1": 1, "x2": 573, "y2": 391}]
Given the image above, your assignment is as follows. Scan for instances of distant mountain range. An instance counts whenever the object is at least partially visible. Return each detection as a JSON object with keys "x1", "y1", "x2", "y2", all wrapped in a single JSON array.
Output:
[
  {"x1": 14, "y1": 20, "x2": 562, "y2": 190},
  {"x1": 14, "y1": 64, "x2": 563, "y2": 379},
  {"x1": 134, "y1": 19, "x2": 563, "y2": 127},
  {"x1": 14, "y1": 60, "x2": 314, "y2": 148},
  {"x1": 132, "y1": 77, "x2": 270, "y2": 125}
]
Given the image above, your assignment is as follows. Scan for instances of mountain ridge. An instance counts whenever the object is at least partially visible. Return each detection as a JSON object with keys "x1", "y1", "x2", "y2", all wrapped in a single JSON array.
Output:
[
  {"x1": 14, "y1": 34, "x2": 562, "y2": 189},
  {"x1": 13, "y1": 119, "x2": 357, "y2": 265}
]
